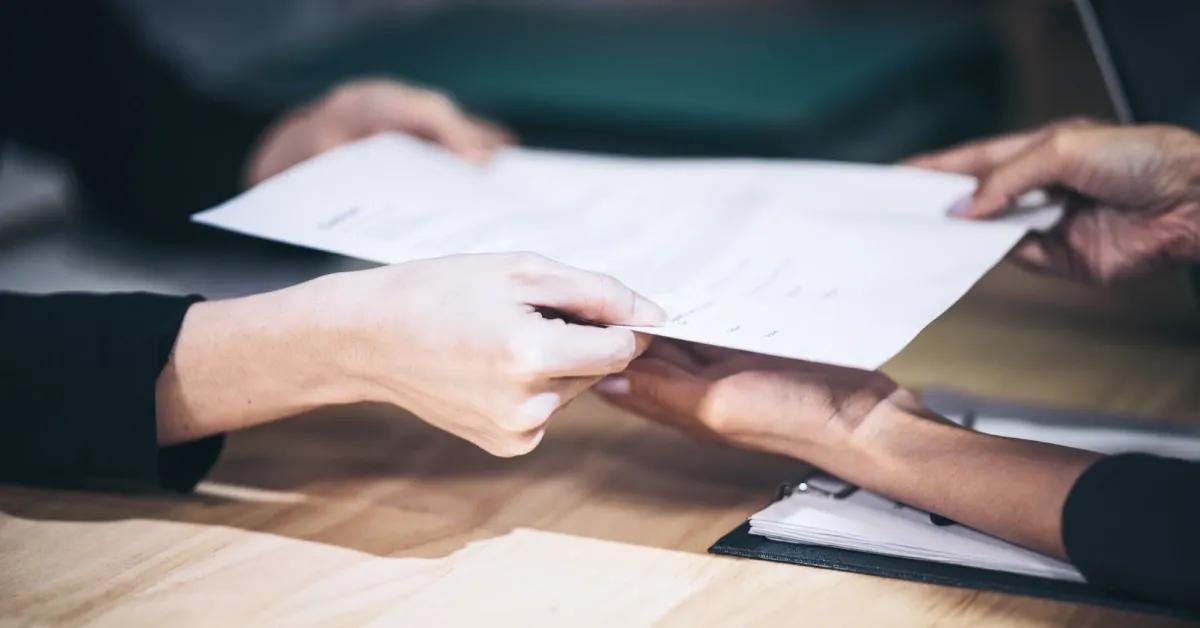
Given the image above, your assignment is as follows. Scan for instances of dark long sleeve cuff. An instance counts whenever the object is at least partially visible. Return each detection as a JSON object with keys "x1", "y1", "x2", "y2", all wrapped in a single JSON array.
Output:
[
  {"x1": 1063, "y1": 453, "x2": 1200, "y2": 609},
  {"x1": 0, "y1": 292, "x2": 223, "y2": 492}
]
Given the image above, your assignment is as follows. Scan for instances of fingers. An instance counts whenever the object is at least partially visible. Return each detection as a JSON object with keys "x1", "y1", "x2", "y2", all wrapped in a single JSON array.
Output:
[
  {"x1": 959, "y1": 139, "x2": 1070, "y2": 219},
  {"x1": 594, "y1": 357, "x2": 710, "y2": 426},
  {"x1": 906, "y1": 119, "x2": 1104, "y2": 220},
  {"x1": 642, "y1": 339, "x2": 704, "y2": 369},
  {"x1": 384, "y1": 88, "x2": 504, "y2": 164},
  {"x1": 903, "y1": 118, "x2": 1098, "y2": 175},
  {"x1": 470, "y1": 115, "x2": 518, "y2": 148},
  {"x1": 596, "y1": 379, "x2": 697, "y2": 433},
  {"x1": 1009, "y1": 233, "x2": 1055, "y2": 273},
  {"x1": 512, "y1": 322, "x2": 653, "y2": 378},
  {"x1": 594, "y1": 355, "x2": 747, "y2": 444},
  {"x1": 904, "y1": 128, "x2": 1049, "y2": 176},
  {"x1": 924, "y1": 120, "x2": 1119, "y2": 221},
  {"x1": 326, "y1": 80, "x2": 510, "y2": 163},
  {"x1": 476, "y1": 375, "x2": 617, "y2": 457},
  {"x1": 472, "y1": 417, "x2": 549, "y2": 458},
  {"x1": 515, "y1": 257, "x2": 667, "y2": 327}
]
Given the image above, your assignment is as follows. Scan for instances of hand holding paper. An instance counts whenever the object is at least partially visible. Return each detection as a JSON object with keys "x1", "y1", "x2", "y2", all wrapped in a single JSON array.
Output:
[
  {"x1": 197, "y1": 133, "x2": 1058, "y2": 369},
  {"x1": 321, "y1": 254, "x2": 663, "y2": 456},
  {"x1": 908, "y1": 120, "x2": 1200, "y2": 283},
  {"x1": 159, "y1": 253, "x2": 659, "y2": 456}
]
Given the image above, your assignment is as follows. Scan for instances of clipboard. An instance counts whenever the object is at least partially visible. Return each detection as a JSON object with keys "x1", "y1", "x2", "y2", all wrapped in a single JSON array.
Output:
[
  {"x1": 709, "y1": 391, "x2": 1200, "y2": 620},
  {"x1": 710, "y1": 516, "x2": 1196, "y2": 619}
]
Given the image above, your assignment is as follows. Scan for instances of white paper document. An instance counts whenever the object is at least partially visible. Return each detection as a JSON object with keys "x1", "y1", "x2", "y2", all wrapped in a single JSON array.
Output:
[{"x1": 195, "y1": 134, "x2": 1056, "y2": 368}]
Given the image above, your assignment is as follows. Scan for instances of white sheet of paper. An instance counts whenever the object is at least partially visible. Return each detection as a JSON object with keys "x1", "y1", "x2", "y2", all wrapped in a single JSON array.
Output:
[
  {"x1": 750, "y1": 489, "x2": 1085, "y2": 582},
  {"x1": 195, "y1": 134, "x2": 1056, "y2": 368}
]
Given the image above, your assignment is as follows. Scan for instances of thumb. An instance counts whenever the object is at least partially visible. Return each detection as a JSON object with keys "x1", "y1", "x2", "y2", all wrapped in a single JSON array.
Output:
[
  {"x1": 1010, "y1": 233, "x2": 1055, "y2": 273},
  {"x1": 526, "y1": 262, "x2": 667, "y2": 327},
  {"x1": 1009, "y1": 228, "x2": 1094, "y2": 282}
]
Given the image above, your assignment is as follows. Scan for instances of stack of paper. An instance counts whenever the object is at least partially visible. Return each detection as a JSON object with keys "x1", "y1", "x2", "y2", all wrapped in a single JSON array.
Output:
[
  {"x1": 750, "y1": 488, "x2": 1085, "y2": 581},
  {"x1": 749, "y1": 403, "x2": 1200, "y2": 581},
  {"x1": 195, "y1": 134, "x2": 1057, "y2": 368}
]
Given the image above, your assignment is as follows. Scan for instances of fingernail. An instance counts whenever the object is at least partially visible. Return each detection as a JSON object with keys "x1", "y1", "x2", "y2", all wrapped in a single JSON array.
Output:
[
  {"x1": 594, "y1": 375, "x2": 630, "y2": 395},
  {"x1": 947, "y1": 195, "x2": 972, "y2": 217}
]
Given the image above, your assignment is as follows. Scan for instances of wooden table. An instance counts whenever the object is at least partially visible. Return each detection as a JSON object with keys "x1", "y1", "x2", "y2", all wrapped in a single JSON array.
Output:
[{"x1": 2, "y1": 262, "x2": 1199, "y2": 626}]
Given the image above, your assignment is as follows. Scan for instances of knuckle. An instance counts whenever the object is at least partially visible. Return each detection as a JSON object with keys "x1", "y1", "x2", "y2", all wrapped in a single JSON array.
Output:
[
  {"x1": 477, "y1": 438, "x2": 514, "y2": 458},
  {"x1": 510, "y1": 433, "x2": 543, "y2": 456},
  {"x1": 702, "y1": 377, "x2": 750, "y2": 431},
  {"x1": 591, "y1": 273, "x2": 634, "y2": 318},
  {"x1": 489, "y1": 445, "x2": 521, "y2": 458},
  {"x1": 699, "y1": 397, "x2": 732, "y2": 433},
  {"x1": 491, "y1": 397, "x2": 551, "y2": 433},
  {"x1": 976, "y1": 173, "x2": 1004, "y2": 199},
  {"x1": 484, "y1": 428, "x2": 543, "y2": 457},
  {"x1": 502, "y1": 338, "x2": 548, "y2": 381},
  {"x1": 324, "y1": 85, "x2": 365, "y2": 112},
  {"x1": 310, "y1": 130, "x2": 346, "y2": 153},
  {"x1": 419, "y1": 90, "x2": 456, "y2": 112},
  {"x1": 1047, "y1": 129, "x2": 1078, "y2": 159},
  {"x1": 639, "y1": 371, "x2": 675, "y2": 407},
  {"x1": 1058, "y1": 116, "x2": 1100, "y2": 129},
  {"x1": 1161, "y1": 125, "x2": 1198, "y2": 148},
  {"x1": 605, "y1": 331, "x2": 640, "y2": 370},
  {"x1": 505, "y1": 251, "x2": 551, "y2": 274}
]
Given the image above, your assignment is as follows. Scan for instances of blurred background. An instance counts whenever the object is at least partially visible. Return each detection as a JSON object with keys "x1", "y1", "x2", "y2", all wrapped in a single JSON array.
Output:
[
  {"x1": 0, "y1": 0, "x2": 1118, "y2": 218},
  {"x1": 106, "y1": 0, "x2": 1113, "y2": 158},
  {"x1": 5, "y1": 0, "x2": 1196, "y2": 415}
]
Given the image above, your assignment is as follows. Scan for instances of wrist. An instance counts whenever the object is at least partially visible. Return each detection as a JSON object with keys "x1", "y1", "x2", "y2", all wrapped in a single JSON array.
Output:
[
  {"x1": 282, "y1": 271, "x2": 405, "y2": 406},
  {"x1": 156, "y1": 286, "x2": 362, "y2": 444},
  {"x1": 805, "y1": 388, "x2": 960, "y2": 486},
  {"x1": 252, "y1": 278, "x2": 378, "y2": 407}
]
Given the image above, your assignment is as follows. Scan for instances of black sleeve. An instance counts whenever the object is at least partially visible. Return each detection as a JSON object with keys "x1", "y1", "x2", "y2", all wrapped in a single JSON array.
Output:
[
  {"x1": 0, "y1": 292, "x2": 223, "y2": 492},
  {"x1": 1062, "y1": 453, "x2": 1200, "y2": 609},
  {"x1": 0, "y1": 0, "x2": 275, "y2": 235}
]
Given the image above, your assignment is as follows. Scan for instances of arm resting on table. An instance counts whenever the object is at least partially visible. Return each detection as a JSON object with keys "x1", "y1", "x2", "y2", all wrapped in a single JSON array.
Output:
[{"x1": 821, "y1": 399, "x2": 1199, "y2": 608}]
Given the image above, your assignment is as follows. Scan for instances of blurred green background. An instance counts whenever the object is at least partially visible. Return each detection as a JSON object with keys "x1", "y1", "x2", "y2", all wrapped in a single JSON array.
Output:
[
  {"x1": 242, "y1": 4, "x2": 1004, "y2": 161},
  {"x1": 116, "y1": 1, "x2": 1104, "y2": 163}
]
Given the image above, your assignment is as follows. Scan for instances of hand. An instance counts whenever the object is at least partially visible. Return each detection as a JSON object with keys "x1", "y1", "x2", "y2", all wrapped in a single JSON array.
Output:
[
  {"x1": 594, "y1": 340, "x2": 904, "y2": 462},
  {"x1": 906, "y1": 120, "x2": 1200, "y2": 283},
  {"x1": 244, "y1": 79, "x2": 513, "y2": 186},
  {"x1": 158, "y1": 253, "x2": 664, "y2": 457},
  {"x1": 596, "y1": 341, "x2": 1098, "y2": 559}
]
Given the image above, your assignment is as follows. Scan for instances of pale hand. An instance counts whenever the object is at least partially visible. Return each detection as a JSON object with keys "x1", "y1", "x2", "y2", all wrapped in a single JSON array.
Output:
[
  {"x1": 244, "y1": 79, "x2": 513, "y2": 186},
  {"x1": 160, "y1": 253, "x2": 664, "y2": 457}
]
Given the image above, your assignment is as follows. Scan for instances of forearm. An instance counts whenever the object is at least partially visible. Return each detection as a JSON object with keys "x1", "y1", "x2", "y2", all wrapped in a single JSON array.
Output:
[
  {"x1": 803, "y1": 393, "x2": 1101, "y2": 559},
  {"x1": 155, "y1": 282, "x2": 359, "y2": 445}
]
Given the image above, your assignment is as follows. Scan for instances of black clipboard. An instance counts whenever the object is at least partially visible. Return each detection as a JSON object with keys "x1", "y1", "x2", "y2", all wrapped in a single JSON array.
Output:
[
  {"x1": 708, "y1": 390, "x2": 1200, "y2": 620},
  {"x1": 709, "y1": 522, "x2": 1196, "y2": 620}
]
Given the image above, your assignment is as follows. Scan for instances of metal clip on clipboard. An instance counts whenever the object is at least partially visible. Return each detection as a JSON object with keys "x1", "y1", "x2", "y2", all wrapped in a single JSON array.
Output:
[
  {"x1": 777, "y1": 472, "x2": 960, "y2": 527},
  {"x1": 776, "y1": 473, "x2": 858, "y2": 501}
]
